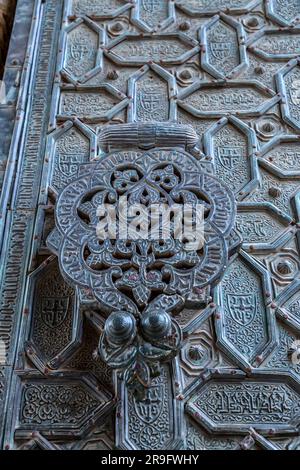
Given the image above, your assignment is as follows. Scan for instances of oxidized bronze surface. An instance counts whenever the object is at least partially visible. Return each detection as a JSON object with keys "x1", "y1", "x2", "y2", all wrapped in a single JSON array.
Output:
[{"x1": 0, "y1": 0, "x2": 300, "y2": 451}]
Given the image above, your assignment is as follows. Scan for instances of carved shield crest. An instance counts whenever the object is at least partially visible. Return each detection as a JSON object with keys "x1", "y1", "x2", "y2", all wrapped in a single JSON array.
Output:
[
  {"x1": 41, "y1": 297, "x2": 69, "y2": 328},
  {"x1": 217, "y1": 146, "x2": 242, "y2": 170},
  {"x1": 139, "y1": 91, "x2": 161, "y2": 113},
  {"x1": 59, "y1": 153, "x2": 82, "y2": 178},
  {"x1": 133, "y1": 385, "x2": 163, "y2": 424},
  {"x1": 227, "y1": 293, "x2": 256, "y2": 326},
  {"x1": 210, "y1": 42, "x2": 233, "y2": 60},
  {"x1": 142, "y1": 0, "x2": 159, "y2": 13},
  {"x1": 70, "y1": 41, "x2": 91, "y2": 62}
]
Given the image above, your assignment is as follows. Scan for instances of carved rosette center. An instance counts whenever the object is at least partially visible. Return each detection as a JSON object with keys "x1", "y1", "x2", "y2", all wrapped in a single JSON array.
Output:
[{"x1": 48, "y1": 124, "x2": 238, "y2": 377}]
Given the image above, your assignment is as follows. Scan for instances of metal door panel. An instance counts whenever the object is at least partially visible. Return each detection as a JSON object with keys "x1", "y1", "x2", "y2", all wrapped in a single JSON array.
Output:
[{"x1": 0, "y1": 0, "x2": 300, "y2": 451}]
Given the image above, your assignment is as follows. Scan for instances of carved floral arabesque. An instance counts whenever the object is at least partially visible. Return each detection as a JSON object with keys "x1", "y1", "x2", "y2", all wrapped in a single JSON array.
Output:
[
  {"x1": 186, "y1": 419, "x2": 238, "y2": 450},
  {"x1": 284, "y1": 67, "x2": 300, "y2": 123},
  {"x1": 267, "y1": 324, "x2": 300, "y2": 375},
  {"x1": 48, "y1": 147, "x2": 236, "y2": 313},
  {"x1": 272, "y1": 0, "x2": 300, "y2": 23},
  {"x1": 72, "y1": 0, "x2": 128, "y2": 16},
  {"x1": 22, "y1": 383, "x2": 99, "y2": 425}
]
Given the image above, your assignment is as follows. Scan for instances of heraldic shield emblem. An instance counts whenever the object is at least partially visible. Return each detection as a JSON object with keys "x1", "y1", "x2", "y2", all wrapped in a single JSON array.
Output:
[
  {"x1": 133, "y1": 385, "x2": 164, "y2": 424},
  {"x1": 40, "y1": 297, "x2": 69, "y2": 329},
  {"x1": 227, "y1": 293, "x2": 256, "y2": 327},
  {"x1": 58, "y1": 153, "x2": 83, "y2": 178},
  {"x1": 210, "y1": 41, "x2": 233, "y2": 60}
]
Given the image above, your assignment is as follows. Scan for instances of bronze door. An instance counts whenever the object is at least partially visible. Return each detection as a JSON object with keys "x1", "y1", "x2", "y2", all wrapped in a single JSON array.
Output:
[{"x1": 0, "y1": 0, "x2": 300, "y2": 451}]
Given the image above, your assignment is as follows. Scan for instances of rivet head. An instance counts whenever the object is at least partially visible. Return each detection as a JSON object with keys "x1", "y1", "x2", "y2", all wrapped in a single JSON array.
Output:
[
  {"x1": 179, "y1": 69, "x2": 192, "y2": 80},
  {"x1": 254, "y1": 65, "x2": 265, "y2": 75},
  {"x1": 188, "y1": 345, "x2": 204, "y2": 362},
  {"x1": 246, "y1": 17, "x2": 259, "y2": 28},
  {"x1": 179, "y1": 21, "x2": 191, "y2": 31},
  {"x1": 111, "y1": 22, "x2": 123, "y2": 32},
  {"x1": 277, "y1": 260, "x2": 293, "y2": 275},
  {"x1": 262, "y1": 122, "x2": 275, "y2": 134},
  {"x1": 107, "y1": 70, "x2": 119, "y2": 80},
  {"x1": 268, "y1": 186, "x2": 281, "y2": 198}
]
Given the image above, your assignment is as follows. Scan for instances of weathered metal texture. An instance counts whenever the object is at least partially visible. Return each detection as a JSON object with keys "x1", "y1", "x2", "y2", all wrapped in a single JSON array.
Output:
[{"x1": 0, "y1": 0, "x2": 300, "y2": 451}]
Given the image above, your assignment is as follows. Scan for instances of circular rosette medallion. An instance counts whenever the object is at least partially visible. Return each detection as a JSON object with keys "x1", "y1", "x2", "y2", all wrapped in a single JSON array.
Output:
[{"x1": 48, "y1": 148, "x2": 236, "y2": 314}]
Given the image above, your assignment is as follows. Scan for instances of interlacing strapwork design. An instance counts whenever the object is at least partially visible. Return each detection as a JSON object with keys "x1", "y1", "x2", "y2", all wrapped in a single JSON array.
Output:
[{"x1": 1, "y1": 0, "x2": 300, "y2": 450}]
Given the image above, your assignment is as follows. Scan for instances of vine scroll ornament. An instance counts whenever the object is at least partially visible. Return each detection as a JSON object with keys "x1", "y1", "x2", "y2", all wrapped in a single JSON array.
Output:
[{"x1": 47, "y1": 123, "x2": 239, "y2": 384}]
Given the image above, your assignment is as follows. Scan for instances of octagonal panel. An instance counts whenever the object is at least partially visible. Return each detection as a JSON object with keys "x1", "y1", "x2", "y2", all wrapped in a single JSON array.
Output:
[
  {"x1": 236, "y1": 203, "x2": 292, "y2": 251},
  {"x1": 69, "y1": 0, "x2": 132, "y2": 19},
  {"x1": 178, "y1": 81, "x2": 280, "y2": 118},
  {"x1": 259, "y1": 135, "x2": 300, "y2": 177},
  {"x1": 16, "y1": 376, "x2": 113, "y2": 438},
  {"x1": 269, "y1": 252, "x2": 300, "y2": 284},
  {"x1": 215, "y1": 251, "x2": 276, "y2": 370},
  {"x1": 249, "y1": 29, "x2": 300, "y2": 60},
  {"x1": 131, "y1": 0, "x2": 175, "y2": 32},
  {"x1": 26, "y1": 257, "x2": 82, "y2": 371},
  {"x1": 266, "y1": 0, "x2": 300, "y2": 27},
  {"x1": 61, "y1": 18, "x2": 104, "y2": 84},
  {"x1": 187, "y1": 373, "x2": 300, "y2": 434},
  {"x1": 180, "y1": 329, "x2": 218, "y2": 378},
  {"x1": 200, "y1": 14, "x2": 247, "y2": 80},
  {"x1": 262, "y1": 232, "x2": 300, "y2": 297},
  {"x1": 48, "y1": 120, "x2": 96, "y2": 196},
  {"x1": 203, "y1": 116, "x2": 258, "y2": 198},
  {"x1": 106, "y1": 33, "x2": 199, "y2": 66},
  {"x1": 175, "y1": 0, "x2": 260, "y2": 15},
  {"x1": 58, "y1": 85, "x2": 129, "y2": 122}
]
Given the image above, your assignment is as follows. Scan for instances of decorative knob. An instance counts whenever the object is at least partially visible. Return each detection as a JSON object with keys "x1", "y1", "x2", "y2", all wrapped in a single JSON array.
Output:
[
  {"x1": 188, "y1": 345, "x2": 204, "y2": 363},
  {"x1": 277, "y1": 260, "x2": 293, "y2": 275},
  {"x1": 141, "y1": 309, "x2": 171, "y2": 340},
  {"x1": 268, "y1": 186, "x2": 281, "y2": 198},
  {"x1": 105, "y1": 311, "x2": 136, "y2": 345}
]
